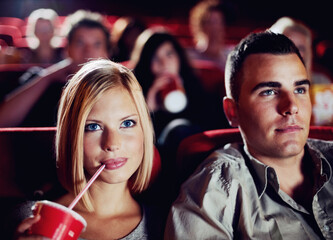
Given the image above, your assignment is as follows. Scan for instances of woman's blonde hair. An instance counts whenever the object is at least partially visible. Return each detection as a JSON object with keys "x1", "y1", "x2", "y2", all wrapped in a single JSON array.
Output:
[{"x1": 56, "y1": 59, "x2": 154, "y2": 211}]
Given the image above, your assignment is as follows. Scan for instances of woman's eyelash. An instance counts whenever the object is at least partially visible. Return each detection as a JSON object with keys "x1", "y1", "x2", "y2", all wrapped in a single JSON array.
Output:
[
  {"x1": 85, "y1": 123, "x2": 101, "y2": 131},
  {"x1": 121, "y1": 119, "x2": 136, "y2": 128}
]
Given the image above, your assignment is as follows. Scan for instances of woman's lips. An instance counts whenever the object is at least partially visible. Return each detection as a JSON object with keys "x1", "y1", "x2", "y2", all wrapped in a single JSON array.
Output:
[{"x1": 102, "y1": 158, "x2": 127, "y2": 170}]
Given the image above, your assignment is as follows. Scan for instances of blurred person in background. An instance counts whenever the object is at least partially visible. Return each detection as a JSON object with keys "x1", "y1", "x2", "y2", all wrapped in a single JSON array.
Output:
[
  {"x1": 111, "y1": 16, "x2": 146, "y2": 62},
  {"x1": 0, "y1": 9, "x2": 111, "y2": 127},
  {"x1": 187, "y1": 0, "x2": 234, "y2": 71},
  {"x1": 131, "y1": 27, "x2": 227, "y2": 144},
  {"x1": 270, "y1": 16, "x2": 332, "y2": 84},
  {"x1": 21, "y1": 8, "x2": 64, "y2": 64},
  {"x1": 131, "y1": 27, "x2": 228, "y2": 206}
]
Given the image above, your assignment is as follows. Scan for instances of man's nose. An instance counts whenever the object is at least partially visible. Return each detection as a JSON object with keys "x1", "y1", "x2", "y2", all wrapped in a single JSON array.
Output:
[
  {"x1": 84, "y1": 44, "x2": 96, "y2": 57},
  {"x1": 279, "y1": 92, "x2": 299, "y2": 116}
]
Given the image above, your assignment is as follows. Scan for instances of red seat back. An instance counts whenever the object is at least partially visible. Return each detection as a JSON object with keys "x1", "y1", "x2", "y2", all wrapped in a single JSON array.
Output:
[
  {"x1": 191, "y1": 59, "x2": 225, "y2": 97},
  {"x1": 0, "y1": 25, "x2": 22, "y2": 46}
]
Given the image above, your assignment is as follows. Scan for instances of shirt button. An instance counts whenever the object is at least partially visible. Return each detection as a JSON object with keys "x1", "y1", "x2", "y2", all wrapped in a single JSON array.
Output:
[{"x1": 323, "y1": 225, "x2": 330, "y2": 232}]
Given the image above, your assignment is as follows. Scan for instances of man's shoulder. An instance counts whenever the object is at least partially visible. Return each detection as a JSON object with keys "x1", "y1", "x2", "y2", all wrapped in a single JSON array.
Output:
[
  {"x1": 179, "y1": 142, "x2": 257, "y2": 207},
  {"x1": 307, "y1": 138, "x2": 333, "y2": 153},
  {"x1": 307, "y1": 138, "x2": 333, "y2": 161},
  {"x1": 193, "y1": 143, "x2": 248, "y2": 178}
]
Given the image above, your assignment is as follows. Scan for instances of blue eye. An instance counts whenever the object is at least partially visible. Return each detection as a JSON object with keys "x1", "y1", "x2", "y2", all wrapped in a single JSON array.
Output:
[
  {"x1": 121, "y1": 120, "x2": 136, "y2": 128},
  {"x1": 260, "y1": 89, "x2": 277, "y2": 96},
  {"x1": 85, "y1": 123, "x2": 101, "y2": 131},
  {"x1": 294, "y1": 87, "x2": 306, "y2": 94}
]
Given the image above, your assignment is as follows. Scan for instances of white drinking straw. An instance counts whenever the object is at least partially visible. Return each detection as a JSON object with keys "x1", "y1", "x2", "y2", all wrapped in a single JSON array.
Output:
[{"x1": 68, "y1": 164, "x2": 106, "y2": 210}]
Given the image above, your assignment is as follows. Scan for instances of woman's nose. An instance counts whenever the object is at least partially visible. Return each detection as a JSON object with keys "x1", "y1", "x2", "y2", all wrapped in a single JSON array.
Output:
[{"x1": 103, "y1": 130, "x2": 120, "y2": 152}]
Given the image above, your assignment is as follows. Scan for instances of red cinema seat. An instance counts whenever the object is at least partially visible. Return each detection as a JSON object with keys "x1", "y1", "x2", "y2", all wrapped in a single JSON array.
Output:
[
  {"x1": 0, "y1": 25, "x2": 22, "y2": 46},
  {"x1": 0, "y1": 17, "x2": 25, "y2": 29},
  {"x1": 192, "y1": 59, "x2": 226, "y2": 97}
]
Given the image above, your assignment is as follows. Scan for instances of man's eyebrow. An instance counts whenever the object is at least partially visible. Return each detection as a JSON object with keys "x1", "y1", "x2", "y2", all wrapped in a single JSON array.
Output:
[
  {"x1": 251, "y1": 82, "x2": 281, "y2": 93},
  {"x1": 295, "y1": 79, "x2": 311, "y2": 87},
  {"x1": 251, "y1": 79, "x2": 311, "y2": 93}
]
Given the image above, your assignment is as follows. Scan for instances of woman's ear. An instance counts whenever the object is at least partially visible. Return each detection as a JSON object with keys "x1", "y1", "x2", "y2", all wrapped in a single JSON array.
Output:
[{"x1": 223, "y1": 97, "x2": 239, "y2": 127}]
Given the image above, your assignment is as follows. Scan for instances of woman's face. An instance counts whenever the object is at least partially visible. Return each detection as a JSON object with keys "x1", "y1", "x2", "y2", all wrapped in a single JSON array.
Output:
[
  {"x1": 202, "y1": 10, "x2": 225, "y2": 42},
  {"x1": 151, "y1": 41, "x2": 180, "y2": 77},
  {"x1": 34, "y1": 19, "x2": 54, "y2": 42},
  {"x1": 83, "y1": 86, "x2": 144, "y2": 186}
]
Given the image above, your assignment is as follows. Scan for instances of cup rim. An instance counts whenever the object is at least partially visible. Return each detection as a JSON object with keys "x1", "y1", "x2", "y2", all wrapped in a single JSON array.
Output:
[{"x1": 35, "y1": 200, "x2": 87, "y2": 229}]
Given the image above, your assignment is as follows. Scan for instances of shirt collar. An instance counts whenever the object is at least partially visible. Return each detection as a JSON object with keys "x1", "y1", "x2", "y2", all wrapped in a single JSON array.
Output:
[
  {"x1": 242, "y1": 141, "x2": 332, "y2": 199},
  {"x1": 243, "y1": 145, "x2": 279, "y2": 199},
  {"x1": 306, "y1": 141, "x2": 332, "y2": 186}
]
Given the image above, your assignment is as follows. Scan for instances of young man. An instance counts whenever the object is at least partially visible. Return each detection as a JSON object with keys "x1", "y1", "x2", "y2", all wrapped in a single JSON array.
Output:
[
  {"x1": 165, "y1": 31, "x2": 333, "y2": 239},
  {"x1": 0, "y1": 10, "x2": 111, "y2": 127}
]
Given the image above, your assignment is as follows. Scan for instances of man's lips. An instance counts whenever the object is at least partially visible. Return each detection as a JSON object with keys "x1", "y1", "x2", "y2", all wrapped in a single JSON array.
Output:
[
  {"x1": 101, "y1": 158, "x2": 127, "y2": 170},
  {"x1": 275, "y1": 125, "x2": 303, "y2": 133}
]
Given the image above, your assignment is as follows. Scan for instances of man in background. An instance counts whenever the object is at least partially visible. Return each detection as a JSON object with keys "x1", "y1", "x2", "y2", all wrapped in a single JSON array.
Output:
[{"x1": 0, "y1": 10, "x2": 111, "y2": 127}]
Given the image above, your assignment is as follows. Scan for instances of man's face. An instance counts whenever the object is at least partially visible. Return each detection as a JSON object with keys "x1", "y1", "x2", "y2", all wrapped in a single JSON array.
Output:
[
  {"x1": 233, "y1": 53, "x2": 311, "y2": 162},
  {"x1": 67, "y1": 27, "x2": 109, "y2": 64}
]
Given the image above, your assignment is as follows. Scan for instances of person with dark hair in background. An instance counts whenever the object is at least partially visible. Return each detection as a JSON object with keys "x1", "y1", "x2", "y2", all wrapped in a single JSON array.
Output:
[
  {"x1": 132, "y1": 27, "x2": 227, "y2": 138},
  {"x1": 131, "y1": 27, "x2": 229, "y2": 207},
  {"x1": 0, "y1": 10, "x2": 111, "y2": 127},
  {"x1": 165, "y1": 31, "x2": 333, "y2": 239},
  {"x1": 132, "y1": 27, "x2": 228, "y2": 152}
]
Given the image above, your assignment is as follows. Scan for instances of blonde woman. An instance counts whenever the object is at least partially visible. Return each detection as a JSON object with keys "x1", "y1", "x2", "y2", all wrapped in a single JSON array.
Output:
[{"x1": 14, "y1": 59, "x2": 164, "y2": 239}]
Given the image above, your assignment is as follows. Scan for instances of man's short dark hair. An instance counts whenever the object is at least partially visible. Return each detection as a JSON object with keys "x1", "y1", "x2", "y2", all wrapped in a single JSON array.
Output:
[
  {"x1": 225, "y1": 31, "x2": 305, "y2": 102},
  {"x1": 67, "y1": 18, "x2": 111, "y2": 54}
]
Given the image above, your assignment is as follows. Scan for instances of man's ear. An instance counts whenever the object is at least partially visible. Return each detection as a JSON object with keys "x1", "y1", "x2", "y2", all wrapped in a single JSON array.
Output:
[{"x1": 223, "y1": 97, "x2": 239, "y2": 127}]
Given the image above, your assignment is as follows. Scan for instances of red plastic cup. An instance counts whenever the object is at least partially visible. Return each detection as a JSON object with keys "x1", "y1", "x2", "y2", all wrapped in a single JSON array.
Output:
[
  {"x1": 160, "y1": 78, "x2": 187, "y2": 113},
  {"x1": 29, "y1": 200, "x2": 87, "y2": 240}
]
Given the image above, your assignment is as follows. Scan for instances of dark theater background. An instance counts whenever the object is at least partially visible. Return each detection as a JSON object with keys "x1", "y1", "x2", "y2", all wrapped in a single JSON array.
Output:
[
  {"x1": 0, "y1": 0, "x2": 332, "y2": 39},
  {"x1": 0, "y1": 0, "x2": 332, "y2": 53}
]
